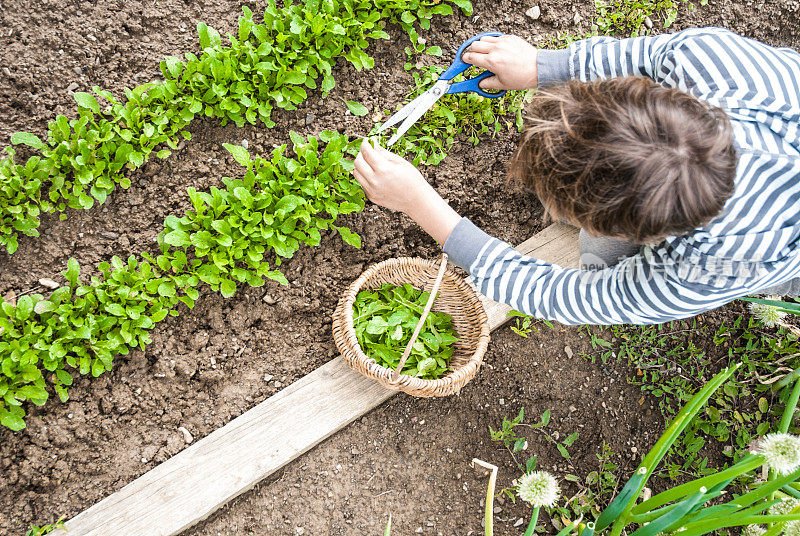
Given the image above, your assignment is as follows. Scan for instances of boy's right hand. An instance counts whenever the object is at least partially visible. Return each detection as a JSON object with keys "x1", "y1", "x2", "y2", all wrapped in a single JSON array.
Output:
[{"x1": 461, "y1": 35, "x2": 539, "y2": 91}]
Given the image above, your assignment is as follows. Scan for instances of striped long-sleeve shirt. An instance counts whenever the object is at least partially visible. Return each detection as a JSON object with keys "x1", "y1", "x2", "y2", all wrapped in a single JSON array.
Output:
[{"x1": 442, "y1": 28, "x2": 800, "y2": 325}]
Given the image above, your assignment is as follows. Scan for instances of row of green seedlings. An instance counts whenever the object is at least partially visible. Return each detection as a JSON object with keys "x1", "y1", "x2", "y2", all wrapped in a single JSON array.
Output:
[
  {"x1": 0, "y1": 132, "x2": 363, "y2": 431},
  {"x1": 0, "y1": 50, "x2": 527, "y2": 432},
  {"x1": 0, "y1": 0, "x2": 471, "y2": 254},
  {"x1": 0, "y1": 76, "x2": 524, "y2": 432}
]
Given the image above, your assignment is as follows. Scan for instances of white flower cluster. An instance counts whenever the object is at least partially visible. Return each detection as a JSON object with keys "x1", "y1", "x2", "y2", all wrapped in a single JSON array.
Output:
[
  {"x1": 758, "y1": 433, "x2": 800, "y2": 475},
  {"x1": 749, "y1": 296, "x2": 787, "y2": 327},
  {"x1": 741, "y1": 525, "x2": 766, "y2": 536},
  {"x1": 769, "y1": 498, "x2": 800, "y2": 536},
  {"x1": 517, "y1": 471, "x2": 561, "y2": 507}
]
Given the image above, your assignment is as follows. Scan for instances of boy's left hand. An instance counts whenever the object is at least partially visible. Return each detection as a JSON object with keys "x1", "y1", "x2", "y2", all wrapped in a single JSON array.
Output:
[
  {"x1": 353, "y1": 138, "x2": 429, "y2": 214},
  {"x1": 352, "y1": 138, "x2": 462, "y2": 244}
]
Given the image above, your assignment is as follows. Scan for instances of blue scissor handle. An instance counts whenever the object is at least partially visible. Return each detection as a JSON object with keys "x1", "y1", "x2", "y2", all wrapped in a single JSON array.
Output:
[{"x1": 439, "y1": 31, "x2": 507, "y2": 99}]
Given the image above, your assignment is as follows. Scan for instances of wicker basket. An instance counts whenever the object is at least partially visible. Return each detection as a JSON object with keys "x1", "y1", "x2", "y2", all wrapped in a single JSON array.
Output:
[{"x1": 332, "y1": 256, "x2": 490, "y2": 397}]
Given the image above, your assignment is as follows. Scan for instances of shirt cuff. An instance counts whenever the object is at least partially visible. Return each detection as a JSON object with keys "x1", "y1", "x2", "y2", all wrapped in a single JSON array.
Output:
[
  {"x1": 537, "y1": 49, "x2": 571, "y2": 87},
  {"x1": 442, "y1": 217, "x2": 495, "y2": 272}
]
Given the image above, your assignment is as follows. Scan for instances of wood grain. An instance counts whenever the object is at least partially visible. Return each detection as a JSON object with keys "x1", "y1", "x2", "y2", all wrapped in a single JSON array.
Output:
[{"x1": 50, "y1": 223, "x2": 579, "y2": 536}]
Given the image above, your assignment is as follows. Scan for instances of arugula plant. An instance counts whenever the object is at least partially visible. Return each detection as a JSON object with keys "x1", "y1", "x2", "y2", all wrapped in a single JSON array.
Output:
[
  {"x1": 353, "y1": 283, "x2": 459, "y2": 379},
  {"x1": 159, "y1": 131, "x2": 363, "y2": 297},
  {"x1": 1, "y1": 0, "x2": 472, "y2": 254},
  {"x1": 0, "y1": 255, "x2": 189, "y2": 431},
  {"x1": 0, "y1": 129, "x2": 367, "y2": 431}
]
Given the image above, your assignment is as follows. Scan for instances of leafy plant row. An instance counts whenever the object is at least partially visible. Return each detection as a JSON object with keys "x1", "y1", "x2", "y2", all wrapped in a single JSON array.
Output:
[
  {"x1": 0, "y1": 0, "x2": 531, "y2": 431},
  {"x1": 0, "y1": 75, "x2": 526, "y2": 431},
  {"x1": 0, "y1": 131, "x2": 362, "y2": 431},
  {"x1": 1, "y1": 0, "x2": 471, "y2": 254}
]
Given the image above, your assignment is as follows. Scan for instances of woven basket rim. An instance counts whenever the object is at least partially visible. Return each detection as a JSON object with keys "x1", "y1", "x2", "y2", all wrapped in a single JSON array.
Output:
[{"x1": 332, "y1": 256, "x2": 490, "y2": 397}]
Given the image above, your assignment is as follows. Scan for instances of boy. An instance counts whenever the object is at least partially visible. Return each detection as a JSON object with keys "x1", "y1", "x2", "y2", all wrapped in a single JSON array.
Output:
[{"x1": 353, "y1": 28, "x2": 800, "y2": 325}]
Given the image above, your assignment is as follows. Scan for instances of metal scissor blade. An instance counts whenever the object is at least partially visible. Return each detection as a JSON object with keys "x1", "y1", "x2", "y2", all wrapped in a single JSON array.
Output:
[
  {"x1": 374, "y1": 89, "x2": 432, "y2": 135},
  {"x1": 385, "y1": 80, "x2": 448, "y2": 146}
]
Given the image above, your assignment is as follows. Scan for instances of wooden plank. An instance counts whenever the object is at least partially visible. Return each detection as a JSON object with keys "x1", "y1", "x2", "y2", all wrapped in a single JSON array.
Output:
[{"x1": 51, "y1": 223, "x2": 579, "y2": 536}]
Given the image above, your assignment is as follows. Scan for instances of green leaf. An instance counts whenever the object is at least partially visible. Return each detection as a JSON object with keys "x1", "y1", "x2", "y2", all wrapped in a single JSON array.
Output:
[
  {"x1": 74, "y1": 92, "x2": 101, "y2": 114},
  {"x1": 198, "y1": 22, "x2": 221, "y2": 49},
  {"x1": 345, "y1": 101, "x2": 368, "y2": 116},
  {"x1": 0, "y1": 409, "x2": 25, "y2": 431},
  {"x1": 164, "y1": 230, "x2": 191, "y2": 248},
  {"x1": 220, "y1": 279, "x2": 237, "y2": 298},
  {"x1": 335, "y1": 226, "x2": 362, "y2": 248},
  {"x1": 265, "y1": 270, "x2": 289, "y2": 286},
  {"x1": 10, "y1": 132, "x2": 46, "y2": 150},
  {"x1": 15, "y1": 295, "x2": 34, "y2": 321},
  {"x1": 450, "y1": 0, "x2": 473, "y2": 15},
  {"x1": 34, "y1": 300, "x2": 55, "y2": 315},
  {"x1": 105, "y1": 303, "x2": 126, "y2": 316},
  {"x1": 366, "y1": 316, "x2": 389, "y2": 335},
  {"x1": 223, "y1": 143, "x2": 251, "y2": 168}
]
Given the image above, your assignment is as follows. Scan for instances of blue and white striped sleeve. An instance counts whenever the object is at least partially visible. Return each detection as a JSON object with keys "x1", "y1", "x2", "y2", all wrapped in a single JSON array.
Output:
[
  {"x1": 442, "y1": 219, "x2": 741, "y2": 326},
  {"x1": 567, "y1": 32, "x2": 679, "y2": 82}
]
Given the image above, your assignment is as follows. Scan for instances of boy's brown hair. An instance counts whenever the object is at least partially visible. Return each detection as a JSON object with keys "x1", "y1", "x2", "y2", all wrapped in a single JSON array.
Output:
[{"x1": 509, "y1": 76, "x2": 737, "y2": 244}]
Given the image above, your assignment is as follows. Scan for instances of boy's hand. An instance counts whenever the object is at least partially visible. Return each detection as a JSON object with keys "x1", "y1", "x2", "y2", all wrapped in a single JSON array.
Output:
[
  {"x1": 353, "y1": 138, "x2": 461, "y2": 244},
  {"x1": 461, "y1": 35, "x2": 539, "y2": 91}
]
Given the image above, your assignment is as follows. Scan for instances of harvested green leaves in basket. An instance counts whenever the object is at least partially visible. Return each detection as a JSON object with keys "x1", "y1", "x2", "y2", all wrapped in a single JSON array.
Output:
[{"x1": 353, "y1": 283, "x2": 458, "y2": 379}]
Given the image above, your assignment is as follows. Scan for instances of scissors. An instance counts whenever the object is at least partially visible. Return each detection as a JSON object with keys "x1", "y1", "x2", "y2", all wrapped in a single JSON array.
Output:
[{"x1": 375, "y1": 31, "x2": 507, "y2": 146}]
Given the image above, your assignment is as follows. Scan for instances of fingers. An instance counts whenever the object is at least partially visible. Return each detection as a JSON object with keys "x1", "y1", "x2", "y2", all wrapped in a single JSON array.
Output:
[
  {"x1": 462, "y1": 51, "x2": 492, "y2": 70},
  {"x1": 465, "y1": 40, "x2": 493, "y2": 54},
  {"x1": 374, "y1": 143, "x2": 404, "y2": 163},
  {"x1": 354, "y1": 150, "x2": 374, "y2": 180},
  {"x1": 359, "y1": 137, "x2": 386, "y2": 170},
  {"x1": 478, "y1": 75, "x2": 504, "y2": 90}
]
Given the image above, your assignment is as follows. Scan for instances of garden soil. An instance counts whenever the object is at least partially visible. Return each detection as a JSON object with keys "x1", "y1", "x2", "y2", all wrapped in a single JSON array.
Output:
[{"x1": 1, "y1": 0, "x2": 798, "y2": 534}]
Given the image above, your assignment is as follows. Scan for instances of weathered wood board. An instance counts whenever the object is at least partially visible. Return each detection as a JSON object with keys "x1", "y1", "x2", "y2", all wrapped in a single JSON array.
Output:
[{"x1": 51, "y1": 222, "x2": 579, "y2": 536}]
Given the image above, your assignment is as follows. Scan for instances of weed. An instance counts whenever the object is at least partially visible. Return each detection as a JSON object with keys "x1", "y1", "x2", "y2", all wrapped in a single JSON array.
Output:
[
  {"x1": 24, "y1": 516, "x2": 65, "y2": 536},
  {"x1": 594, "y1": 0, "x2": 692, "y2": 36},
  {"x1": 581, "y1": 317, "x2": 800, "y2": 478}
]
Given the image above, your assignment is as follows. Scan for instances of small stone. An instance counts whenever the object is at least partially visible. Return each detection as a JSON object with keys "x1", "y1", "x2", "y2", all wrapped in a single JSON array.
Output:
[
  {"x1": 73, "y1": 66, "x2": 82, "y2": 76},
  {"x1": 241, "y1": 139, "x2": 249, "y2": 149},
  {"x1": 525, "y1": 5, "x2": 541, "y2": 19},
  {"x1": 493, "y1": 507, "x2": 502, "y2": 513},
  {"x1": 263, "y1": 374, "x2": 274, "y2": 382},
  {"x1": 415, "y1": 528, "x2": 424, "y2": 534},
  {"x1": 573, "y1": 12, "x2": 582, "y2": 24},
  {"x1": 499, "y1": 398, "x2": 505, "y2": 405},
  {"x1": 371, "y1": 112, "x2": 383, "y2": 123},
  {"x1": 263, "y1": 293, "x2": 277, "y2": 305},
  {"x1": 39, "y1": 278, "x2": 59, "y2": 290},
  {"x1": 514, "y1": 518, "x2": 525, "y2": 527},
  {"x1": 178, "y1": 426, "x2": 194, "y2": 444},
  {"x1": 66, "y1": 82, "x2": 79, "y2": 92},
  {"x1": 2, "y1": 67, "x2": 10, "y2": 77},
  {"x1": 631, "y1": 446, "x2": 638, "y2": 453},
  {"x1": 100, "y1": 231, "x2": 119, "y2": 239},
  {"x1": 564, "y1": 345, "x2": 574, "y2": 359},
  {"x1": 644, "y1": 16, "x2": 653, "y2": 28},
  {"x1": 296, "y1": 528, "x2": 305, "y2": 535},
  {"x1": 305, "y1": 113, "x2": 315, "y2": 125}
]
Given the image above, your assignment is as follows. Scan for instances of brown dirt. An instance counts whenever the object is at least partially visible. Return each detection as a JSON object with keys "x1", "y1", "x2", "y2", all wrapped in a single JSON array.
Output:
[{"x1": 1, "y1": 0, "x2": 798, "y2": 534}]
